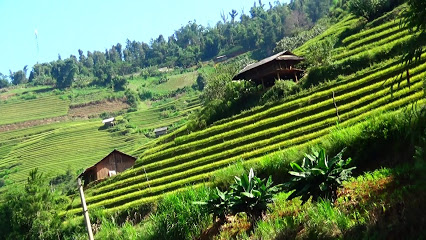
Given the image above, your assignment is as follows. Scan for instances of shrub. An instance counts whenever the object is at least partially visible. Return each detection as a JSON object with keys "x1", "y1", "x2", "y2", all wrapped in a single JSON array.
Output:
[
  {"x1": 137, "y1": 87, "x2": 153, "y2": 101},
  {"x1": 20, "y1": 93, "x2": 37, "y2": 100},
  {"x1": 195, "y1": 73, "x2": 205, "y2": 91},
  {"x1": 72, "y1": 75, "x2": 92, "y2": 88},
  {"x1": 261, "y1": 80, "x2": 300, "y2": 104},
  {"x1": 194, "y1": 187, "x2": 233, "y2": 222},
  {"x1": 274, "y1": 20, "x2": 329, "y2": 52},
  {"x1": 285, "y1": 148, "x2": 355, "y2": 203},
  {"x1": 0, "y1": 78, "x2": 9, "y2": 89},
  {"x1": 196, "y1": 169, "x2": 281, "y2": 222},
  {"x1": 348, "y1": 0, "x2": 403, "y2": 21},
  {"x1": 32, "y1": 75, "x2": 56, "y2": 86},
  {"x1": 124, "y1": 89, "x2": 138, "y2": 108},
  {"x1": 230, "y1": 168, "x2": 281, "y2": 220},
  {"x1": 112, "y1": 76, "x2": 128, "y2": 91},
  {"x1": 0, "y1": 169, "x2": 68, "y2": 239},
  {"x1": 304, "y1": 36, "x2": 337, "y2": 67}
]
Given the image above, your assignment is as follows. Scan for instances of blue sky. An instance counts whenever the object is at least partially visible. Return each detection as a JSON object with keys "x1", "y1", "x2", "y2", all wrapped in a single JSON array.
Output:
[{"x1": 0, "y1": 0, "x2": 289, "y2": 76}]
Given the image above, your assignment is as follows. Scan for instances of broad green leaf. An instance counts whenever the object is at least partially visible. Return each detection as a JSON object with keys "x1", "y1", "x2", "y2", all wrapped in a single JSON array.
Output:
[
  {"x1": 252, "y1": 190, "x2": 262, "y2": 197},
  {"x1": 288, "y1": 171, "x2": 306, "y2": 177},
  {"x1": 290, "y1": 162, "x2": 304, "y2": 172},
  {"x1": 241, "y1": 192, "x2": 254, "y2": 198}
]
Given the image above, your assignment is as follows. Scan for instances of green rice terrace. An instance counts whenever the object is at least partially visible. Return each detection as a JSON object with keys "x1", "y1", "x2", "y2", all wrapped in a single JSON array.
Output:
[
  {"x1": 0, "y1": 1, "x2": 425, "y2": 239},
  {"x1": 0, "y1": 69, "x2": 201, "y2": 186},
  {"x1": 63, "y1": 12, "x2": 425, "y2": 217}
]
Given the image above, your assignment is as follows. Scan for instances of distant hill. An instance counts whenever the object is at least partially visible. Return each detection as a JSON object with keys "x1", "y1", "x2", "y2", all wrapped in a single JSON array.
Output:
[{"x1": 0, "y1": 67, "x2": 202, "y2": 188}]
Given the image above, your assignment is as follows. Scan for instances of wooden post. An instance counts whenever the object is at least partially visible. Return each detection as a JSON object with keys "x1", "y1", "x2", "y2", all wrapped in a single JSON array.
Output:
[
  {"x1": 78, "y1": 178, "x2": 94, "y2": 240},
  {"x1": 332, "y1": 91, "x2": 340, "y2": 122}
]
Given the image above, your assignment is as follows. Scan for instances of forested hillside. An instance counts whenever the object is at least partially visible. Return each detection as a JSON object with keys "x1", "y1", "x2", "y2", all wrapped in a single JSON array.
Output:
[
  {"x1": 0, "y1": 0, "x2": 425, "y2": 239},
  {"x1": 1, "y1": 0, "x2": 338, "y2": 89}
]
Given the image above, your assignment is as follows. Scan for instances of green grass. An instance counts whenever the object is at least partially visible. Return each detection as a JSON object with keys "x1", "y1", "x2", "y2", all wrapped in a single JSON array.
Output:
[
  {"x1": 0, "y1": 96, "x2": 69, "y2": 125},
  {"x1": 0, "y1": 85, "x2": 52, "y2": 98},
  {"x1": 128, "y1": 70, "x2": 198, "y2": 94},
  {"x1": 296, "y1": 15, "x2": 361, "y2": 54},
  {"x1": 342, "y1": 18, "x2": 399, "y2": 45},
  {"x1": 67, "y1": 87, "x2": 125, "y2": 106},
  {"x1": 151, "y1": 71, "x2": 198, "y2": 92},
  {"x1": 125, "y1": 94, "x2": 200, "y2": 131},
  {"x1": 346, "y1": 24, "x2": 407, "y2": 50},
  {"x1": 333, "y1": 30, "x2": 412, "y2": 61}
]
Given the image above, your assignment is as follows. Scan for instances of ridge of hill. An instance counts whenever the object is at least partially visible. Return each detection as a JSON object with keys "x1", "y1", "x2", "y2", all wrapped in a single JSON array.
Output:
[{"x1": 65, "y1": 12, "x2": 425, "y2": 216}]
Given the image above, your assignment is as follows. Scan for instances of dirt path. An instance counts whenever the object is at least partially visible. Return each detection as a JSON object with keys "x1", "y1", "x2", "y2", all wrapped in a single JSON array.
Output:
[
  {"x1": 0, "y1": 100, "x2": 129, "y2": 133},
  {"x1": 68, "y1": 100, "x2": 129, "y2": 118},
  {"x1": 0, "y1": 116, "x2": 69, "y2": 132}
]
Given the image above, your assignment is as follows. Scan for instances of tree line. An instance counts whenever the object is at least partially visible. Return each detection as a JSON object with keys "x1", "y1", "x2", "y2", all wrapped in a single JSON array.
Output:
[{"x1": 1, "y1": 0, "x2": 337, "y2": 89}]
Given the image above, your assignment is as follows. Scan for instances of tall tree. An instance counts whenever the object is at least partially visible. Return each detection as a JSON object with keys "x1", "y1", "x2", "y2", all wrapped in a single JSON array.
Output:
[
  {"x1": 229, "y1": 9, "x2": 239, "y2": 24},
  {"x1": 0, "y1": 73, "x2": 9, "y2": 88},
  {"x1": 9, "y1": 66, "x2": 28, "y2": 85},
  {"x1": 0, "y1": 169, "x2": 64, "y2": 239}
]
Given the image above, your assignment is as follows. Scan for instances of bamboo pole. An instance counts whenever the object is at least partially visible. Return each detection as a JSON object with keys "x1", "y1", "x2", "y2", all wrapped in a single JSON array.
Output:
[
  {"x1": 332, "y1": 91, "x2": 340, "y2": 122},
  {"x1": 78, "y1": 178, "x2": 94, "y2": 240}
]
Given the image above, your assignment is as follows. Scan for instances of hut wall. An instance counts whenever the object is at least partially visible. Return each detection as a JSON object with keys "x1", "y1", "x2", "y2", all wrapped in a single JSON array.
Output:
[
  {"x1": 155, "y1": 129, "x2": 167, "y2": 137},
  {"x1": 82, "y1": 169, "x2": 96, "y2": 183},
  {"x1": 95, "y1": 156, "x2": 113, "y2": 180},
  {"x1": 95, "y1": 152, "x2": 136, "y2": 180},
  {"x1": 115, "y1": 153, "x2": 136, "y2": 172}
]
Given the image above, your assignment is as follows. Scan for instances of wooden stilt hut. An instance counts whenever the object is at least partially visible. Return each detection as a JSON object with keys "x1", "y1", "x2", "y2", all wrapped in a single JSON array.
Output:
[{"x1": 232, "y1": 51, "x2": 304, "y2": 87}]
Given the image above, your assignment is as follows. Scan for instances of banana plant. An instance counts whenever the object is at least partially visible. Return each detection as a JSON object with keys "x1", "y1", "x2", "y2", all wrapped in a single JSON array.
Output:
[
  {"x1": 230, "y1": 168, "x2": 281, "y2": 219},
  {"x1": 193, "y1": 187, "x2": 232, "y2": 222},
  {"x1": 194, "y1": 168, "x2": 281, "y2": 221},
  {"x1": 286, "y1": 148, "x2": 355, "y2": 203}
]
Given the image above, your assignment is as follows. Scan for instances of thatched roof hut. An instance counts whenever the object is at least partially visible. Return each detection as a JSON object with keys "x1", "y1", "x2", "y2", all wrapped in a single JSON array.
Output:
[{"x1": 233, "y1": 51, "x2": 304, "y2": 86}]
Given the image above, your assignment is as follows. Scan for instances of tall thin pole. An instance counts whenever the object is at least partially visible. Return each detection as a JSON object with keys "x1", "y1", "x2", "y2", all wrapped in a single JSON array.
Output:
[
  {"x1": 332, "y1": 91, "x2": 340, "y2": 123},
  {"x1": 78, "y1": 178, "x2": 94, "y2": 240}
]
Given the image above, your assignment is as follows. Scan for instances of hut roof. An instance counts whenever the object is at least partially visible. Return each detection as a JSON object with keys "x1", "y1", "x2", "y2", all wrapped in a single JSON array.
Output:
[
  {"x1": 102, "y1": 117, "x2": 115, "y2": 124},
  {"x1": 153, "y1": 127, "x2": 168, "y2": 133},
  {"x1": 233, "y1": 51, "x2": 304, "y2": 80},
  {"x1": 77, "y1": 149, "x2": 136, "y2": 178}
]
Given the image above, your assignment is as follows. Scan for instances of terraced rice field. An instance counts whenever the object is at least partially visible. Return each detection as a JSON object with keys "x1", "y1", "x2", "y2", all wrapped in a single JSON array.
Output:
[
  {"x1": 152, "y1": 71, "x2": 198, "y2": 92},
  {"x1": 126, "y1": 95, "x2": 201, "y2": 130},
  {"x1": 65, "y1": 14, "x2": 425, "y2": 216},
  {"x1": 0, "y1": 120, "x2": 140, "y2": 184},
  {"x1": 128, "y1": 70, "x2": 199, "y2": 93},
  {"x1": 0, "y1": 82, "x2": 199, "y2": 190},
  {"x1": 0, "y1": 96, "x2": 69, "y2": 125}
]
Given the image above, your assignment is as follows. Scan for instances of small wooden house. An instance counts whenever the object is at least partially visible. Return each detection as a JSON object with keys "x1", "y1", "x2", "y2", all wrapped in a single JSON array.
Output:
[
  {"x1": 102, "y1": 117, "x2": 115, "y2": 127},
  {"x1": 232, "y1": 51, "x2": 304, "y2": 87},
  {"x1": 153, "y1": 127, "x2": 168, "y2": 138},
  {"x1": 78, "y1": 149, "x2": 136, "y2": 185},
  {"x1": 214, "y1": 55, "x2": 228, "y2": 63}
]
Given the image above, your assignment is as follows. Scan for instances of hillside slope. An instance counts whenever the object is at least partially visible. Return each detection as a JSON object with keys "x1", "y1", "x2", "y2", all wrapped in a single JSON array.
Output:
[
  {"x1": 0, "y1": 70, "x2": 200, "y2": 186},
  {"x1": 67, "y1": 13, "x2": 425, "y2": 216}
]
